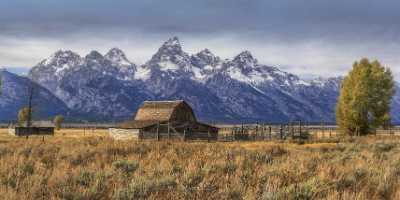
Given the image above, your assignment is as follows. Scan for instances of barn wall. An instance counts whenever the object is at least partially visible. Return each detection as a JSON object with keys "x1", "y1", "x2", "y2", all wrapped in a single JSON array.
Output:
[
  {"x1": 186, "y1": 123, "x2": 218, "y2": 140},
  {"x1": 8, "y1": 127, "x2": 15, "y2": 136},
  {"x1": 170, "y1": 103, "x2": 196, "y2": 123},
  {"x1": 109, "y1": 128, "x2": 140, "y2": 140},
  {"x1": 139, "y1": 122, "x2": 218, "y2": 141},
  {"x1": 141, "y1": 125, "x2": 182, "y2": 140},
  {"x1": 12, "y1": 127, "x2": 54, "y2": 136}
]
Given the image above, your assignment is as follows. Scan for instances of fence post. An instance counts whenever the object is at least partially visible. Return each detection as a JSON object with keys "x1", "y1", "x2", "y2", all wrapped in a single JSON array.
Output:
[
  {"x1": 355, "y1": 126, "x2": 359, "y2": 137},
  {"x1": 207, "y1": 129, "x2": 210, "y2": 143},
  {"x1": 262, "y1": 124, "x2": 265, "y2": 140},
  {"x1": 290, "y1": 122, "x2": 294, "y2": 138},
  {"x1": 299, "y1": 121, "x2": 302, "y2": 137},
  {"x1": 157, "y1": 122, "x2": 160, "y2": 141},
  {"x1": 255, "y1": 122, "x2": 259, "y2": 140},
  {"x1": 269, "y1": 126, "x2": 272, "y2": 139},
  {"x1": 231, "y1": 128, "x2": 234, "y2": 142},
  {"x1": 168, "y1": 122, "x2": 171, "y2": 139},
  {"x1": 233, "y1": 127, "x2": 236, "y2": 141}
]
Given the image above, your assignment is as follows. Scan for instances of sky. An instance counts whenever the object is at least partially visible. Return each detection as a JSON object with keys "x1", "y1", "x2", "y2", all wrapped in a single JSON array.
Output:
[{"x1": 1, "y1": 0, "x2": 400, "y2": 79}]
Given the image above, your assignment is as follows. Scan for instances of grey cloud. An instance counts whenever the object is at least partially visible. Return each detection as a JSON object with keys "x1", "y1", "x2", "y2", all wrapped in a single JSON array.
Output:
[
  {"x1": 2, "y1": 0, "x2": 400, "y2": 38},
  {"x1": 1, "y1": 0, "x2": 400, "y2": 79}
]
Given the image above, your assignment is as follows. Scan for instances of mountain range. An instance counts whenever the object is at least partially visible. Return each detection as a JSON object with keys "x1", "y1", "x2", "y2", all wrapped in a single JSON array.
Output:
[{"x1": 2, "y1": 37, "x2": 400, "y2": 123}]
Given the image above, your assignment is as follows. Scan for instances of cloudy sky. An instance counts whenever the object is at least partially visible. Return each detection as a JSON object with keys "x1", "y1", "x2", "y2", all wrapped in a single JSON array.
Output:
[{"x1": 1, "y1": 0, "x2": 400, "y2": 78}]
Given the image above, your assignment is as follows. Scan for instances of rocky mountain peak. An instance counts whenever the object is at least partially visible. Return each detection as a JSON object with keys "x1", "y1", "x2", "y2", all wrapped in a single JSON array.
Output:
[
  {"x1": 22, "y1": 37, "x2": 368, "y2": 123},
  {"x1": 154, "y1": 37, "x2": 184, "y2": 57},
  {"x1": 85, "y1": 50, "x2": 104, "y2": 60},
  {"x1": 191, "y1": 48, "x2": 220, "y2": 69},
  {"x1": 54, "y1": 49, "x2": 79, "y2": 57},
  {"x1": 146, "y1": 37, "x2": 193, "y2": 73},
  {"x1": 198, "y1": 48, "x2": 213, "y2": 56},
  {"x1": 41, "y1": 50, "x2": 82, "y2": 67},
  {"x1": 233, "y1": 51, "x2": 257, "y2": 66},
  {"x1": 224, "y1": 51, "x2": 260, "y2": 77},
  {"x1": 105, "y1": 48, "x2": 132, "y2": 66},
  {"x1": 197, "y1": 48, "x2": 218, "y2": 61},
  {"x1": 106, "y1": 48, "x2": 125, "y2": 58},
  {"x1": 163, "y1": 36, "x2": 181, "y2": 48}
]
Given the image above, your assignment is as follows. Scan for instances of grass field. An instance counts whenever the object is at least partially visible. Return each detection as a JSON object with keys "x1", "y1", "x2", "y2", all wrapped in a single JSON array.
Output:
[{"x1": 1, "y1": 129, "x2": 400, "y2": 199}]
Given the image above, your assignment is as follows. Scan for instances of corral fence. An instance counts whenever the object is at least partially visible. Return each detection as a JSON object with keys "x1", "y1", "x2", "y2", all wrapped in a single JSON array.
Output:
[
  {"x1": 217, "y1": 122, "x2": 313, "y2": 142},
  {"x1": 4, "y1": 122, "x2": 400, "y2": 141},
  {"x1": 216, "y1": 122, "x2": 400, "y2": 142}
]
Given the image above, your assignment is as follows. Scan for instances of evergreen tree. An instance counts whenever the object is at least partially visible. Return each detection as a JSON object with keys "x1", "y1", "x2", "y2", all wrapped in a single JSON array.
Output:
[{"x1": 336, "y1": 58, "x2": 395, "y2": 135}]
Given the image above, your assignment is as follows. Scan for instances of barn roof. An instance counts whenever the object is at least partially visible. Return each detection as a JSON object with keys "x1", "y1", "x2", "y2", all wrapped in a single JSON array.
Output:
[
  {"x1": 13, "y1": 121, "x2": 55, "y2": 128},
  {"x1": 118, "y1": 120, "x2": 218, "y2": 130},
  {"x1": 134, "y1": 100, "x2": 188, "y2": 121},
  {"x1": 119, "y1": 120, "x2": 161, "y2": 129}
]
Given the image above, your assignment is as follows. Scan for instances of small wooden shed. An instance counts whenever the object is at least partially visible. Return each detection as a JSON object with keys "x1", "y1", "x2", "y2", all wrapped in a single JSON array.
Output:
[
  {"x1": 109, "y1": 100, "x2": 218, "y2": 141},
  {"x1": 9, "y1": 121, "x2": 55, "y2": 136}
]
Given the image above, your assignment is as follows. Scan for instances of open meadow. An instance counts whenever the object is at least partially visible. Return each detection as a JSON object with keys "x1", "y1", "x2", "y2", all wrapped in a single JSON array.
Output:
[{"x1": 1, "y1": 129, "x2": 400, "y2": 199}]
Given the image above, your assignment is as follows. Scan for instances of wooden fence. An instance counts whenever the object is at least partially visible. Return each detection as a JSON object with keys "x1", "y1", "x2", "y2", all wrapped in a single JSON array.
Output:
[
  {"x1": 216, "y1": 123, "x2": 400, "y2": 141},
  {"x1": 218, "y1": 123, "x2": 310, "y2": 141},
  {"x1": 4, "y1": 122, "x2": 400, "y2": 141}
]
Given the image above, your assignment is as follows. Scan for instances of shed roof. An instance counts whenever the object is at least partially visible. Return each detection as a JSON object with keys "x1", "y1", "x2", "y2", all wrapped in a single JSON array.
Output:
[
  {"x1": 119, "y1": 120, "x2": 161, "y2": 129},
  {"x1": 134, "y1": 100, "x2": 187, "y2": 121},
  {"x1": 14, "y1": 121, "x2": 55, "y2": 128},
  {"x1": 118, "y1": 120, "x2": 218, "y2": 130}
]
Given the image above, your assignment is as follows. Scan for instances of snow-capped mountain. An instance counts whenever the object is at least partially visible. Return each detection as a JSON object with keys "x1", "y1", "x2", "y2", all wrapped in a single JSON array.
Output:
[
  {"x1": 24, "y1": 36, "x2": 400, "y2": 123},
  {"x1": 30, "y1": 49, "x2": 137, "y2": 92},
  {"x1": 29, "y1": 50, "x2": 83, "y2": 92},
  {"x1": 0, "y1": 70, "x2": 70, "y2": 121},
  {"x1": 29, "y1": 48, "x2": 142, "y2": 120},
  {"x1": 220, "y1": 51, "x2": 304, "y2": 87},
  {"x1": 137, "y1": 37, "x2": 199, "y2": 81}
]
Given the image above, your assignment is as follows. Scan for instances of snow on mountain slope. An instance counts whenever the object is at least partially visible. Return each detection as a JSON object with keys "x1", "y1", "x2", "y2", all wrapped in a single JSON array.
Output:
[
  {"x1": 29, "y1": 50, "x2": 83, "y2": 91},
  {"x1": 29, "y1": 48, "x2": 141, "y2": 119},
  {"x1": 146, "y1": 37, "x2": 194, "y2": 72},
  {"x1": 26, "y1": 36, "x2": 400, "y2": 123},
  {"x1": 26, "y1": 37, "x2": 345, "y2": 122},
  {"x1": 219, "y1": 51, "x2": 309, "y2": 88}
]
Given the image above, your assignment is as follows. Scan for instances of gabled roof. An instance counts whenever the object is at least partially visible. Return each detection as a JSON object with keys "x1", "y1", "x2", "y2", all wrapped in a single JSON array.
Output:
[
  {"x1": 134, "y1": 100, "x2": 187, "y2": 121},
  {"x1": 119, "y1": 120, "x2": 162, "y2": 129},
  {"x1": 14, "y1": 121, "x2": 55, "y2": 128}
]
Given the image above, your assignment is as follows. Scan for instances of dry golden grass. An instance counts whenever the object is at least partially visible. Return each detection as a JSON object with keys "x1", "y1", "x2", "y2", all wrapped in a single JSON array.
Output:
[{"x1": 1, "y1": 129, "x2": 400, "y2": 199}]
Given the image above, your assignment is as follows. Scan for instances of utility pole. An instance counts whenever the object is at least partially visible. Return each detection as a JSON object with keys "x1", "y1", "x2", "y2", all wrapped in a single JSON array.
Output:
[{"x1": 27, "y1": 86, "x2": 34, "y2": 129}]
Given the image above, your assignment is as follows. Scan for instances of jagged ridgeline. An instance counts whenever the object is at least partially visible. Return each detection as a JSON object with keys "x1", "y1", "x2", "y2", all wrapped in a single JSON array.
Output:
[
  {"x1": 1, "y1": 37, "x2": 398, "y2": 123},
  {"x1": 0, "y1": 70, "x2": 70, "y2": 121}
]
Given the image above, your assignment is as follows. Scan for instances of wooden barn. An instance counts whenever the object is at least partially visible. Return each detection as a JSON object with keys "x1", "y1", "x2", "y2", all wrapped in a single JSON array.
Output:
[
  {"x1": 109, "y1": 100, "x2": 218, "y2": 141},
  {"x1": 8, "y1": 121, "x2": 55, "y2": 136}
]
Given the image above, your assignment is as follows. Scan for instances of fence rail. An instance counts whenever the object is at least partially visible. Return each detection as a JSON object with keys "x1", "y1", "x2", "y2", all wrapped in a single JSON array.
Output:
[
  {"x1": 216, "y1": 123, "x2": 400, "y2": 141},
  {"x1": 0, "y1": 123, "x2": 115, "y2": 129},
  {"x1": 4, "y1": 122, "x2": 400, "y2": 141}
]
